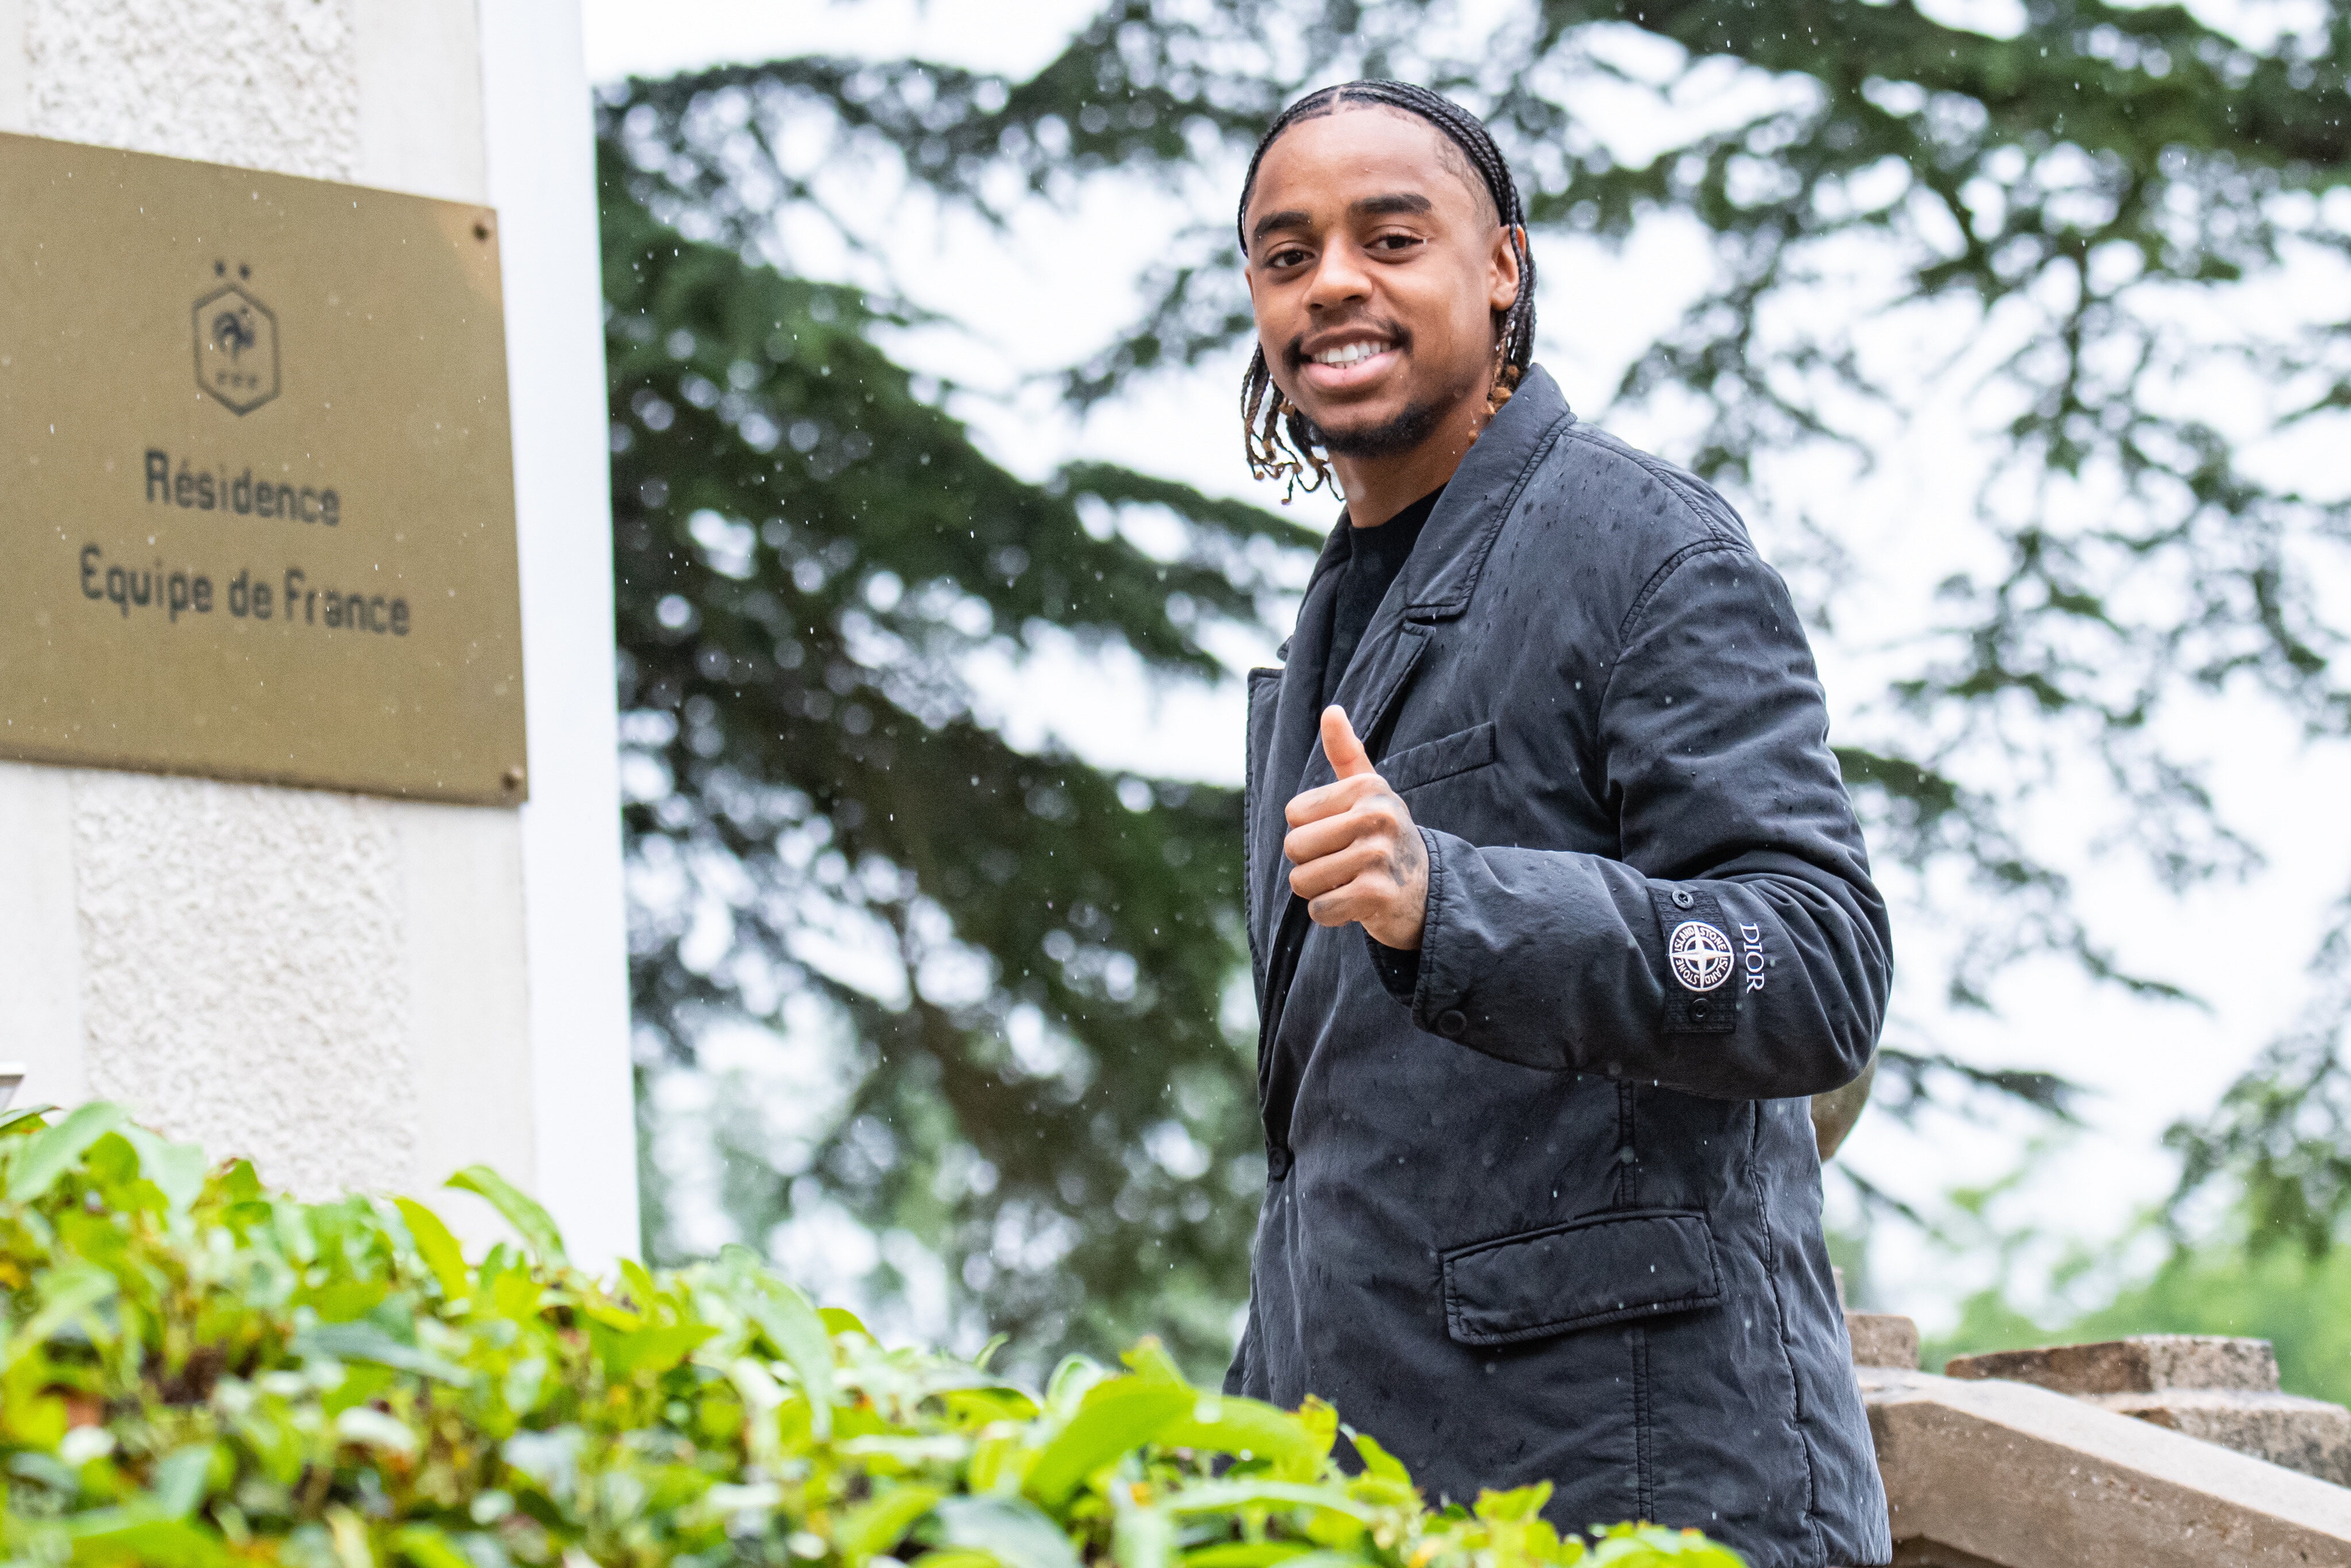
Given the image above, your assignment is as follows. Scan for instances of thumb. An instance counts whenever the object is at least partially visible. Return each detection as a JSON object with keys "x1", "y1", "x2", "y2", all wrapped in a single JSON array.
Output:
[{"x1": 1321, "y1": 705, "x2": 1374, "y2": 779}]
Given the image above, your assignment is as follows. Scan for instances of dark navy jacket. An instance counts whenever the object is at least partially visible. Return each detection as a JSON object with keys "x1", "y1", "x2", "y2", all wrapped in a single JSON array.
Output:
[{"x1": 1225, "y1": 367, "x2": 1892, "y2": 1568}]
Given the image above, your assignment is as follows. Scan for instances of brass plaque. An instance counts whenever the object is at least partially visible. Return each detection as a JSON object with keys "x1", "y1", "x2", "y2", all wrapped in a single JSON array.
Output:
[{"x1": 0, "y1": 132, "x2": 527, "y2": 805}]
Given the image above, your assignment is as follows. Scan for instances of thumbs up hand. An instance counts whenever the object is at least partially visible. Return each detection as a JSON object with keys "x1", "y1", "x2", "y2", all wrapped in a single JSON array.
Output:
[{"x1": 1283, "y1": 705, "x2": 1430, "y2": 950}]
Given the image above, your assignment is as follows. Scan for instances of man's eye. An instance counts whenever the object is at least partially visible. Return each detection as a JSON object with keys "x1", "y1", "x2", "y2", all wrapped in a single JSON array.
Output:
[
  {"x1": 1267, "y1": 247, "x2": 1310, "y2": 268},
  {"x1": 1371, "y1": 233, "x2": 1423, "y2": 252}
]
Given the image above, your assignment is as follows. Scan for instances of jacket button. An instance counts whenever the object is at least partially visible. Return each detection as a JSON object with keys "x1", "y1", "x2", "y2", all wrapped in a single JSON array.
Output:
[
  {"x1": 1690, "y1": 1000, "x2": 1711, "y2": 1021},
  {"x1": 1436, "y1": 1009, "x2": 1467, "y2": 1037},
  {"x1": 1671, "y1": 888, "x2": 1695, "y2": 909}
]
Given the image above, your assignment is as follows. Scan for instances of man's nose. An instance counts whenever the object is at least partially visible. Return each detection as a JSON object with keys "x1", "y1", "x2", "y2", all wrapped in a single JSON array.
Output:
[{"x1": 1305, "y1": 241, "x2": 1371, "y2": 310}]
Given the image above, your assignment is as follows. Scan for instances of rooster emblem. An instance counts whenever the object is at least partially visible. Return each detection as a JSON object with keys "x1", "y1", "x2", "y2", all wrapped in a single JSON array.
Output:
[{"x1": 192, "y1": 279, "x2": 280, "y2": 415}]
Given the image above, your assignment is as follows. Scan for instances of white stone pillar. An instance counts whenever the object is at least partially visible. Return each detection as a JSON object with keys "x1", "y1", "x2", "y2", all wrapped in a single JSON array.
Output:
[{"x1": 0, "y1": 0, "x2": 637, "y2": 1269}]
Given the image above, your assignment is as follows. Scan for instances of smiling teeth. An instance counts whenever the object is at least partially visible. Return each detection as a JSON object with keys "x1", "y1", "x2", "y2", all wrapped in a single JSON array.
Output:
[{"x1": 1313, "y1": 342, "x2": 1389, "y2": 366}]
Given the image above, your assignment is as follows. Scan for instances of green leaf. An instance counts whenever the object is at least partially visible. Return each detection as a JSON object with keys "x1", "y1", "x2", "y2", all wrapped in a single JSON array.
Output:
[
  {"x1": 1157, "y1": 1396, "x2": 1328, "y2": 1480},
  {"x1": 294, "y1": 1323, "x2": 468, "y2": 1382},
  {"x1": 1345, "y1": 1430, "x2": 1412, "y2": 1486},
  {"x1": 4, "y1": 1263, "x2": 118, "y2": 1368},
  {"x1": 933, "y1": 1496, "x2": 1084, "y2": 1568},
  {"x1": 1470, "y1": 1482, "x2": 1551, "y2": 1523},
  {"x1": 1588, "y1": 1523, "x2": 1747, "y2": 1564},
  {"x1": 446, "y1": 1166, "x2": 568, "y2": 1269},
  {"x1": 837, "y1": 1484, "x2": 943, "y2": 1562},
  {"x1": 1120, "y1": 1337, "x2": 1187, "y2": 1384},
  {"x1": 1112, "y1": 1501, "x2": 1173, "y2": 1568},
  {"x1": 1180, "y1": 1547, "x2": 1313, "y2": 1568},
  {"x1": 393, "y1": 1198, "x2": 471, "y2": 1300},
  {"x1": 1158, "y1": 1481, "x2": 1373, "y2": 1522},
  {"x1": 726, "y1": 1250, "x2": 835, "y2": 1439},
  {"x1": 117, "y1": 1127, "x2": 205, "y2": 1212},
  {"x1": 819, "y1": 1305, "x2": 871, "y2": 1338},
  {"x1": 147, "y1": 1446, "x2": 214, "y2": 1518},
  {"x1": 0, "y1": 1103, "x2": 58, "y2": 1136},
  {"x1": 389, "y1": 1525, "x2": 476, "y2": 1568},
  {"x1": 602, "y1": 1321, "x2": 719, "y2": 1379},
  {"x1": 1042, "y1": 1354, "x2": 1109, "y2": 1420},
  {"x1": 335, "y1": 1407, "x2": 421, "y2": 1454},
  {"x1": 9, "y1": 1103, "x2": 127, "y2": 1202},
  {"x1": 1024, "y1": 1377, "x2": 1193, "y2": 1509},
  {"x1": 63, "y1": 1516, "x2": 234, "y2": 1568}
]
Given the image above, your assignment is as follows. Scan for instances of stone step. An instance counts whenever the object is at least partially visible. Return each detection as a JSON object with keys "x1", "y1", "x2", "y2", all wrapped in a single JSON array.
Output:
[
  {"x1": 1946, "y1": 1334, "x2": 2279, "y2": 1394},
  {"x1": 1943, "y1": 1336, "x2": 2350, "y2": 1484}
]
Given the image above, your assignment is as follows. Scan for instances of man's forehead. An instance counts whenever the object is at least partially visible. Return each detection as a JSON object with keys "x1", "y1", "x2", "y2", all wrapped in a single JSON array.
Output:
[{"x1": 1245, "y1": 104, "x2": 1496, "y2": 230}]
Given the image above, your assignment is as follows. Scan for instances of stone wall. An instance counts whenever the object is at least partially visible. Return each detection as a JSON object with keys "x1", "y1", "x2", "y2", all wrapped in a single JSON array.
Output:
[{"x1": 1850, "y1": 1319, "x2": 2351, "y2": 1564}]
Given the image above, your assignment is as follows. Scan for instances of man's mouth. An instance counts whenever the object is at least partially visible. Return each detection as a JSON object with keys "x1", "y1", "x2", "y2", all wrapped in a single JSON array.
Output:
[
  {"x1": 1311, "y1": 339, "x2": 1392, "y2": 367},
  {"x1": 1292, "y1": 329, "x2": 1406, "y2": 392}
]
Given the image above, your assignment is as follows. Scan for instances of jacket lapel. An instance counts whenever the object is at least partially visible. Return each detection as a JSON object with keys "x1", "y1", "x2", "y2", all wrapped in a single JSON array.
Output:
[
  {"x1": 1249, "y1": 367, "x2": 1581, "y2": 1086},
  {"x1": 1289, "y1": 613, "x2": 1431, "y2": 799},
  {"x1": 1253, "y1": 370, "x2": 1576, "y2": 913},
  {"x1": 1402, "y1": 366, "x2": 1575, "y2": 621}
]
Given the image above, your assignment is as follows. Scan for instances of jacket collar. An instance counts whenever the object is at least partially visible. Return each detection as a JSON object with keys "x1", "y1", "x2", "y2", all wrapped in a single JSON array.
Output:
[{"x1": 1400, "y1": 365, "x2": 1575, "y2": 621}]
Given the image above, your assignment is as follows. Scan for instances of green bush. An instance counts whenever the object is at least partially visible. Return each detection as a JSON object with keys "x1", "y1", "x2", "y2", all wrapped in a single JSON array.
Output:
[{"x1": 0, "y1": 1104, "x2": 1738, "y2": 1568}]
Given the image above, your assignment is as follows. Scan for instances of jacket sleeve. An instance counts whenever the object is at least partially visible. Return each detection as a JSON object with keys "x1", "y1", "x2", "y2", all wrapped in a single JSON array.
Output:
[{"x1": 1401, "y1": 541, "x2": 1890, "y2": 1100}]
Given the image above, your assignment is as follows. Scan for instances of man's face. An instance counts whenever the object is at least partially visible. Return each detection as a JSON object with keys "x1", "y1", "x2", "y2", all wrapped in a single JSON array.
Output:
[{"x1": 1242, "y1": 108, "x2": 1520, "y2": 458}]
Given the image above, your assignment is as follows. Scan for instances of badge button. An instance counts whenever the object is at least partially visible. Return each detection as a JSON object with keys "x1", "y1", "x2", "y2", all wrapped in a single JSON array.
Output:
[{"x1": 1668, "y1": 920, "x2": 1734, "y2": 992}]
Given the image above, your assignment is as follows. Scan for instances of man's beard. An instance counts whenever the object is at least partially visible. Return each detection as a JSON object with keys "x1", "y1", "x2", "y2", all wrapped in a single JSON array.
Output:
[
  {"x1": 1284, "y1": 328, "x2": 1470, "y2": 459},
  {"x1": 1302, "y1": 395, "x2": 1449, "y2": 459}
]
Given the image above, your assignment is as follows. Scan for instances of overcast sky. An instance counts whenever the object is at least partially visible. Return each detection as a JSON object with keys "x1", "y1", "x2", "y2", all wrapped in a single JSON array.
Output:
[{"x1": 580, "y1": 1, "x2": 2351, "y2": 1332}]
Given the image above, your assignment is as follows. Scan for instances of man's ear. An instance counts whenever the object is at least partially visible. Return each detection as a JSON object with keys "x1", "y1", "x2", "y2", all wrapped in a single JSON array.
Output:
[{"x1": 1488, "y1": 223, "x2": 1524, "y2": 315}]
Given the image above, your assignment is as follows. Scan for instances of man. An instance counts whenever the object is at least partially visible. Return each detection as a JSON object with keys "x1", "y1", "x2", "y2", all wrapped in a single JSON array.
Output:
[{"x1": 1223, "y1": 81, "x2": 1892, "y2": 1568}]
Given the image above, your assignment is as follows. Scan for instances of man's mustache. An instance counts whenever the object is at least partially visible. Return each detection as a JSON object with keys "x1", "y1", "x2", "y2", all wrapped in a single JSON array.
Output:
[{"x1": 1283, "y1": 320, "x2": 1413, "y2": 375}]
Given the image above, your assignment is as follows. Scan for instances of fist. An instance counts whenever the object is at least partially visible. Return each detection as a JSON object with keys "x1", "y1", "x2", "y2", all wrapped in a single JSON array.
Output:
[{"x1": 1283, "y1": 705, "x2": 1430, "y2": 950}]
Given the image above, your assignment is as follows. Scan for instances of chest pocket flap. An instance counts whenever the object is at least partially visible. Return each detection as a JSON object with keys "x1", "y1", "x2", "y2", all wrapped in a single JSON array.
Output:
[
  {"x1": 1441, "y1": 1209, "x2": 1722, "y2": 1347},
  {"x1": 1378, "y1": 721, "x2": 1498, "y2": 795}
]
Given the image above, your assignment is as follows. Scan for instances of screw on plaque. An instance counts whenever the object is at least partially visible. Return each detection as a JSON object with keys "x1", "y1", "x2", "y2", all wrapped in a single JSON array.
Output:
[{"x1": 502, "y1": 765, "x2": 525, "y2": 792}]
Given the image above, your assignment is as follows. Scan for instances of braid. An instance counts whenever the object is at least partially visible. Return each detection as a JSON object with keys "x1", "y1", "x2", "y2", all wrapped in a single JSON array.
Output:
[{"x1": 1236, "y1": 81, "x2": 1537, "y2": 499}]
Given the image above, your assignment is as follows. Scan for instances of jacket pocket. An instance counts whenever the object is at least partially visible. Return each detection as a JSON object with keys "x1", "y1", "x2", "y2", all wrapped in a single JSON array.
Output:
[
  {"x1": 1379, "y1": 721, "x2": 1498, "y2": 795},
  {"x1": 1440, "y1": 1209, "x2": 1722, "y2": 1347}
]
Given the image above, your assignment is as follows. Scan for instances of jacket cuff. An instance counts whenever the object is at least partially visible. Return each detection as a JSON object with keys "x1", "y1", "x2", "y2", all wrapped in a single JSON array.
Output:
[
  {"x1": 1406, "y1": 827, "x2": 1469, "y2": 1040},
  {"x1": 1647, "y1": 883, "x2": 1741, "y2": 1035},
  {"x1": 1365, "y1": 931, "x2": 1421, "y2": 1000}
]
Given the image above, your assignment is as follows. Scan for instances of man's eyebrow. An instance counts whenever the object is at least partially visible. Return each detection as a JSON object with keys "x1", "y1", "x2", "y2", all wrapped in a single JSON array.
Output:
[
  {"x1": 1250, "y1": 192, "x2": 1438, "y2": 247},
  {"x1": 1249, "y1": 208, "x2": 1313, "y2": 244}
]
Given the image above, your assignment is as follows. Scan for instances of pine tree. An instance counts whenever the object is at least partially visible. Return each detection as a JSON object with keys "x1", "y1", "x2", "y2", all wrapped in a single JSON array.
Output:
[
  {"x1": 603, "y1": 2, "x2": 2351, "y2": 1345},
  {"x1": 599, "y1": 156, "x2": 1315, "y2": 1368}
]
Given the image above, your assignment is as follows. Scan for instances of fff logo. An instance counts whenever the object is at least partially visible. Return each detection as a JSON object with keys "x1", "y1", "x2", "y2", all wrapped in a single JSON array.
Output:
[{"x1": 193, "y1": 260, "x2": 279, "y2": 415}]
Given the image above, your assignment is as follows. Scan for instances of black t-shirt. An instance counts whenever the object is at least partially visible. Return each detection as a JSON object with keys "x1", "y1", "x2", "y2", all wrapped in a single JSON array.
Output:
[{"x1": 1319, "y1": 485, "x2": 1444, "y2": 710}]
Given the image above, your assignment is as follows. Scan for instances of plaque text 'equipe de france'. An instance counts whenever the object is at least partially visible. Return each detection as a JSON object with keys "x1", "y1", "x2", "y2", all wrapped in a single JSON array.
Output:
[{"x1": 0, "y1": 132, "x2": 526, "y2": 805}]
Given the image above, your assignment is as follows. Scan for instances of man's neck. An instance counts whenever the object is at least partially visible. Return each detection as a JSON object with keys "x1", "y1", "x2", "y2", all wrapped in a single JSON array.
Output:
[{"x1": 1332, "y1": 392, "x2": 1491, "y2": 528}]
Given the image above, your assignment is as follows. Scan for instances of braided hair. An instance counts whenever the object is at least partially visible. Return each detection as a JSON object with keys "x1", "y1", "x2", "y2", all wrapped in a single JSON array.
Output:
[{"x1": 1236, "y1": 81, "x2": 1536, "y2": 499}]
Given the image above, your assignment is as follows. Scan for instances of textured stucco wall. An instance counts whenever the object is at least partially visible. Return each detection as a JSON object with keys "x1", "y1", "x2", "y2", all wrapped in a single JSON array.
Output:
[
  {"x1": 0, "y1": 1, "x2": 24, "y2": 135},
  {"x1": 74, "y1": 776, "x2": 415, "y2": 1196},
  {"x1": 0, "y1": 0, "x2": 542, "y2": 1207},
  {"x1": 26, "y1": 0, "x2": 359, "y2": 179}
]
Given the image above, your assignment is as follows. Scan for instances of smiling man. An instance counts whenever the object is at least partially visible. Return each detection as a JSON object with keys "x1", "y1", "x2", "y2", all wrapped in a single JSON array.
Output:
[{"x1": 1224, "y1": 82, "x2": 1892, "y2": 1568}]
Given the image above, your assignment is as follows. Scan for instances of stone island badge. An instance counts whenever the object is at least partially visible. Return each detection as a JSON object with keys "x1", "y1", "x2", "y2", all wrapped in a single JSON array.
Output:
[{"x1": 1668, "y1": 920, "x2": 1734, "y2": 992}]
